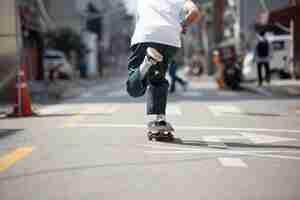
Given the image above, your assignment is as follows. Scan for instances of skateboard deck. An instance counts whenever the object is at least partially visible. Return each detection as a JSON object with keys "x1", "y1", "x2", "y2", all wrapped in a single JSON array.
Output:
[{"x1": 147, "y1": 121, "x2": 174, "y2": 141}]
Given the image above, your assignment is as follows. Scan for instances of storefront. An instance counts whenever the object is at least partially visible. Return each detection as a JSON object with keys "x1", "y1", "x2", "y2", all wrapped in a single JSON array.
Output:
[{"x1": 269, "y1": 4, "x2": 300, "y2": 78}]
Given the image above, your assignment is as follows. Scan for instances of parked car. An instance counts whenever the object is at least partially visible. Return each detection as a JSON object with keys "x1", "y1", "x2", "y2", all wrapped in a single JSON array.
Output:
[
  {"x1": 243, "y1": 34, "x2": 292, "y2": 81},
  {"x1": 43, "y1": 49, "x2": 73, "y2": 81}
]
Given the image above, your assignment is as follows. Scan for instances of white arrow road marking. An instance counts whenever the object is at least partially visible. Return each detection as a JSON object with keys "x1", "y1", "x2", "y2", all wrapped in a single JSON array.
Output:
[
  {"x1": 240, "y1": 132, "x2": 297, "y2": 144},
  {"x1": 218, "y1": 158, "x2": 248, "y2": 168},
  {"x1": 65, "y1": 123, "x2": 300, "y2": 134},
  {"x1": 166, "y1": 104, "x2": 182, "y2": 116},
  {"x1": 208, "y1": 105, "x2": 242, "y2": 116}
]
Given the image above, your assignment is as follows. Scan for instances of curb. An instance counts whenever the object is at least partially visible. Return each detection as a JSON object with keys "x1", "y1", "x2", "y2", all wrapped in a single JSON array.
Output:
[{"x1": 240, "y1": 83, "x2": 274, "y2": 97}]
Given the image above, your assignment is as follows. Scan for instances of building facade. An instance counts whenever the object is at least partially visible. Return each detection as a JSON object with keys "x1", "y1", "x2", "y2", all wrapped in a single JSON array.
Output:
[{"x1": 0, "y1": 0, "x2": 18, "y2": 100}]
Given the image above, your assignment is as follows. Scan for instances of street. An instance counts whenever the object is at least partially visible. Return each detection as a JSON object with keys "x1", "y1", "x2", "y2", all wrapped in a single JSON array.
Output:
[{"x1": 1, "y1": 76, "x2": 300, "y2": 200}]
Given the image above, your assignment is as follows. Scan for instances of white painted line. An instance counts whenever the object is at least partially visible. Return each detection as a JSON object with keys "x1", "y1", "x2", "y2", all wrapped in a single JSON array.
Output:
[
  {"x1": 208, "y1": 105, "x2": 242, "y2": 116},
  {"x1": 166, "y1": 104, "x2": 182, "y2": 116},
  {"x1": 38, "y1": 105, "x2": 71, "y2": 115},
  {"x1": 65, "y1": 123, "x2": 300, "y2": 133},
  {"x1": 250, "y1": 153, "x2": 300, "y2": 160},
  {"x1": 202, "y1": 136, "x2": 225, "y2": 143},
  {"x1": 202, "y1": 136, "x2": 228, "y2": 148},
  {"x1": 80, "y1": 104, "x2": 120, "y2": 114},
  {"x1": 144, "y1": 150, "x2": 300, "y2": 154},
  {"x1": 106, "y1": 90, "x2": 127, "y2": 97},
  {"x1": 141, "y1": 144, "x2": 205, "y2": 151},
  {"x1": 202, "y1": 133, "x2": 297, "y2": 144},
  {"x1": 66, "y1": 123, "x2": 145, "y2": 129},
  {"x1": 144, "y1": 150, "x2": 300, "y2": 160},
  {"x1": 240, "y1": 132, "x2": 297, "y2": 144},
  {"x1": 181, "y1": 91, "x2": 202, "y2": 97},
  {"x1": 218, "y1": 158, "x2": 248, "y2": 168}
]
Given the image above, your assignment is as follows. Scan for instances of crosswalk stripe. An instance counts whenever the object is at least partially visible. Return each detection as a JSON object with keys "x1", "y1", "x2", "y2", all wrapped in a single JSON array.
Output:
[
  {"x1": 208, "y1": 105, "x2": 242, "y2": 116},
  {"x1": 218, "y1": 157, "x2": 248, "y2": 168}
]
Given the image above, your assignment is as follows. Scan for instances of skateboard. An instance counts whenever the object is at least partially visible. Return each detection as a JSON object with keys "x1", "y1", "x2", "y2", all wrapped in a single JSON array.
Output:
[{"x1": 147, "y1": 121, "x2": 175, "y2": 141}]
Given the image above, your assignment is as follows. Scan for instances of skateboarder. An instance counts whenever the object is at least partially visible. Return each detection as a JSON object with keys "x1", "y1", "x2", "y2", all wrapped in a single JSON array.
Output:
[{"x1": 126, "y1": 0, "x2": 201, "y2": 135}]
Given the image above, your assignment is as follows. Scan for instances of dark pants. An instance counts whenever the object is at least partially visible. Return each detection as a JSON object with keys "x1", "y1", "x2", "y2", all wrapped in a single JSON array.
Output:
[
  {"x1": 127, "y1": 42, "x2": 178, "y2": 115},
  {"x1": 257, "y1": 62, "x2": 270, "y2": 85}
]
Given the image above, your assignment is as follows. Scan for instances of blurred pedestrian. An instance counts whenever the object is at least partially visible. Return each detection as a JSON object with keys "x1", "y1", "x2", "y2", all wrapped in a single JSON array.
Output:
[
  {"x1": 213, "y1": 50, "x2": 225, "y2": 89},
  {"x1": 254, "y1": 33, "x2": 273, "y2": 86},
  {"x1": 169, "y1": 60, "x2": 188, "y2": 93}
]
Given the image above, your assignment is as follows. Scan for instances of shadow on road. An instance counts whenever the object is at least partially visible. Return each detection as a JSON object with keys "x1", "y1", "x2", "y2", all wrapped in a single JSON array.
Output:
[
  {"x1": 0, "y1": 113, "x2": 114, "y2": 120},
  {"x1": 165, "y1": 138, "x2": 300, "y2": 151}
]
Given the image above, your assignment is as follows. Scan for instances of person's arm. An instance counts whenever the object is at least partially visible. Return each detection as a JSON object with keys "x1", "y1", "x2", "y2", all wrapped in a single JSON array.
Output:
[{"x1": 181, "y1": 0, "x2": 202, "y2": 33}]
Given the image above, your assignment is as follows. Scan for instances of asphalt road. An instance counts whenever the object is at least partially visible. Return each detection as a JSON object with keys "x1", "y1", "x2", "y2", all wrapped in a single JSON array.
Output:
[{"x1": 0, "y1": 76, "x2": 300, "y2": 200}]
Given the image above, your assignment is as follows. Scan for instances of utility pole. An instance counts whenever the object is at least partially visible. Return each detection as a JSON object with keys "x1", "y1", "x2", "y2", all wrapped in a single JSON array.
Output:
[
  {"x1": 15, "y1": 0, "x2": 23, "y2": 114},
  {"x1": 235, "y1": 0, "x2": 241, "y2": 52},
  {"x1": 289, "y1": 0, "x2": 295, "y2": 79},
  {"x1": 214, "y1": 0, "x2": 225, "y2": 45}
]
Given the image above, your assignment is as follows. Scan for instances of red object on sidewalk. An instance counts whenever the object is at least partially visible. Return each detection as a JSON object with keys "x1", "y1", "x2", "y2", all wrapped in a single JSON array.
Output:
[{"x1": 8, "y1": 65, "x2": 37, "y2": 117}]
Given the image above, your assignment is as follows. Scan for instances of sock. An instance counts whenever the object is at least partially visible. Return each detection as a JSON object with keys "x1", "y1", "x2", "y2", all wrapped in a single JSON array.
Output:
[
  {"x1": 147, "y1": 114, "x2": 166, "y2": 122},
  {"x1": 156, "y1": 114, "x2": 166, "y2": 122},
  {"x1": 139, "y1": 56, "x2": 153, "y2": 79},
  {"x1": 139, "y1": 48, "x2": 163, "y2": 79}
]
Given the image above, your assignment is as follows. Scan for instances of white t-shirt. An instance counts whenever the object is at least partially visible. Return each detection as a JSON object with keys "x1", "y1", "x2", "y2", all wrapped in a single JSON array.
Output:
[{"x1": 131, "y1": 0, "x2": 185, "y2": 48}]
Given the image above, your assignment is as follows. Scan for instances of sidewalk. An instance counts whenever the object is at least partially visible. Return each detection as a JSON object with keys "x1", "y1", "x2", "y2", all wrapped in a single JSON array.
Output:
[
  {"x1": 241, "y1": 79, "x2": 300, "y2": 97},
  {"x1": 0, "y1": 68, "x2": 127, "y2": 116}
]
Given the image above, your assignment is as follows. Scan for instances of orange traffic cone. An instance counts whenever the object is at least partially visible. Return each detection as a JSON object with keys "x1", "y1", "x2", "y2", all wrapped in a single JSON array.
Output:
[{"x1": 8, "y1": 67, "x2": 36, "y2": 117}]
